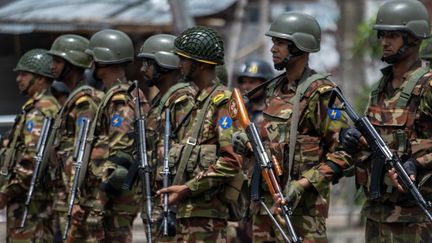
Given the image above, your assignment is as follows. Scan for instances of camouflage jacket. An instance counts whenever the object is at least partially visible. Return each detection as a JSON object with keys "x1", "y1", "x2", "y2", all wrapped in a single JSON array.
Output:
[
  {"x1": 0, "y1": 89, "x2": 59, "y2": 202},
  {"x1": 89, "y1": 78, "x2": 146, "y2": 213},
  {"x1": 169, "y1": 83, "x2": 242, "y2": 219},
  {"x1": 259, "y1": 67, "x2": 351, "y2": 218},
  {"x1": 358, "y1": 64, "x2": 432, "y2": 223},
  {"x1": 50, "y1": 81, "x2": 104, "y2": 210}
]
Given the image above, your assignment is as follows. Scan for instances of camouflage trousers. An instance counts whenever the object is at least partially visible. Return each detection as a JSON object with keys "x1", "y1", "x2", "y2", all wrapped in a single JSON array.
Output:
[
  {"x1": 226, "y1": 218, "x2": 252, "y2": 243},
  {"x1": 64, "y1": 209, "x2": 105, "y2": 243},
  {"x1": 253, "y1": 213, "x2": 328, "y2": 243},
  {"x1": 6, "y1": 201, "x2": 54, "y2": 243},
  {"x1": 365, "y1": 218, "x2": 432, "y2": 243},
  {"x1": 176, "y1": 217, "x2": 227, "y2": 243}
]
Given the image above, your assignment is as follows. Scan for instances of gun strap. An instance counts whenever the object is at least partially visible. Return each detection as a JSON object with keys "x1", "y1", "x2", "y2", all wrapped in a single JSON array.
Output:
[
  {"x1": 158, "y1": 82, "x2": 190, "y2": 111},
  {"x1": 172, "y1": 85, "x2": 219, "y2": 185},
  {"x1": 288, "y1": 69, "x2": 328, "y2": 183},
  {"x1": 397, "y1": 67, "x2": 429, "y2": 108},
  {"x1": 245, "y1": 73, "x2": 285, "y2": 99}
]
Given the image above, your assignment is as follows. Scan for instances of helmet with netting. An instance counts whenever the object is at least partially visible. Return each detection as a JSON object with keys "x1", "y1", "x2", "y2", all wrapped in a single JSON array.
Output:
[
  {"x1": 174, "y1": 26, "x2": 224, "y2": 65},
  {"x1": 266, "y1": 12, "x2": 321, "y2": 53},
  {"x1": 373, "y1": 0, "x2": 430, "y2": 39},
  {"x1": 86, "y1": 29, "x2": 134, "y2": 65},
  {"x1": 48, "y1": 34, "x2": 92, "y2": 68},
  {"x1": 238, "y1": 58, "x2": 273, "y2": 81},
  {"x1": 14, "y1": 49, "x2": 53, "y2": 78},
  {"x1": 137, "y1": 34, "x2": 179, "y2": 69}
]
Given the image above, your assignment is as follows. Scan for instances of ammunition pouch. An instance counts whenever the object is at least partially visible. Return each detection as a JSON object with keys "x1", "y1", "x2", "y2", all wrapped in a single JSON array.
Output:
[{"x1": 102, "y1": 165, "x2": 129, "y2": 195}]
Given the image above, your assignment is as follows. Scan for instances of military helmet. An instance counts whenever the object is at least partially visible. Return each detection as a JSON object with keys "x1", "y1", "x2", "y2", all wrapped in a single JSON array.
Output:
[
  {"x1": 174, "y1": 26, "x2": 224, "y2": 65},
  {"x1": 137, "y1": 34, "x2": 179, "y2": 69},
  {"x1": 238, "y1": 58, "x2": 273, "y2": 81},
  {"x1": 373, "y1": 0, "x2": 430, "y2": 39},
  {"x1": 266, "y1": 12, "x2": 321, "y2": 53},
  {"x1": 86, "y1": 29, "x2": 134, "y2": 65},
  {"x1": 14, "y1": 49, "x2": 54, "y2": 79},
  {"x1": 48, "y1": 34, "x2": 92, "y2": 69}
]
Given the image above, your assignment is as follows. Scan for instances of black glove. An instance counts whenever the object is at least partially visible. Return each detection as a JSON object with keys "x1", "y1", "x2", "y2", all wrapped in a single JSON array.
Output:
[
  {"x1": 339, "y1": 128, "x2": 362, "y2": 154},
  {"x1": 232, "y1": 131, "x2": 250, "y2": 156},
  {"x1": 156, "y1": 210, "x2": 176, "y2": 237},
  {"x1": 403, "y1": 158, "x2": 420, "y2": 181}
]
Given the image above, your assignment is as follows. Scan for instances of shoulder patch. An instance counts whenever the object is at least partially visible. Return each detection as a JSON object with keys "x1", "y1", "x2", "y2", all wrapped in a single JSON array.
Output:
[
  {"x1": 26, "y1": 120, "x2": 34, "y2": 132},
  {"x1": 429, "y1": 79, "x2": 432, "y2": 87},
  {"x1": 76, "y1": 96, "x2": 92, "y2": 106},
  {"x1": 212, "y1": 90, "x2": 230, "y2": 106},
  {"x1": 317, "y1": 85, "x2": 333, "y2": 94},
  {"x1": 219, "y1": 116, "x2": 232, "y2": 129},
  {"x1": 327, "y1": 108, "x2": 341, "y2": 121},
  {"x1": 111, "y1": 114, "x2": 123, "y2": 127},
  {"x1": 112, "y1": 94, "x2": 127, "y2": 102}
]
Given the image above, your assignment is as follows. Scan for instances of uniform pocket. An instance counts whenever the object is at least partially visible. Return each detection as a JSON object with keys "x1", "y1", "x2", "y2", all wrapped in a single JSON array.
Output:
[{"x1": 168, "y1": 143, "x2": 184, "y2": 176}]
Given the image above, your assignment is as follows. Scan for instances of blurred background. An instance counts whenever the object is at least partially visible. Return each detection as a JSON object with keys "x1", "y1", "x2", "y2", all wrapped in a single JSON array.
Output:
[{"x1": 1, "y1": 0, "x2": 432, "y2": 242}]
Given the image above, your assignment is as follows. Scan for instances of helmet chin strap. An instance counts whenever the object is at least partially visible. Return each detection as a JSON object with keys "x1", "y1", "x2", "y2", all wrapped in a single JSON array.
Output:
[
  {"x1": 57, "y1": 62, "x2": 72, "y2": 81},
  {"x1": 182, "y1": 61, "x2": 198, "y2": 83},
  {"x1": 20, "y1": 76, "x2": 36, "y2": 96},
  {"x1": 274, "y1": 45, "x2": 304, "y2": 71},
  {"x1": 381, "y1": 34, "x2": 417, "y2": 64}
]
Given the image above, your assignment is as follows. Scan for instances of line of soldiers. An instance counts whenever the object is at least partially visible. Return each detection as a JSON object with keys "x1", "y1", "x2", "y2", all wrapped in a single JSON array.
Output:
[{"x1": 0, "y1": 0, "x2": 432, "y2": 242}]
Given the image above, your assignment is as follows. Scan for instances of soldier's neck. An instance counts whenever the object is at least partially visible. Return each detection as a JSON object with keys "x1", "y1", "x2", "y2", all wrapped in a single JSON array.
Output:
[
  {"x1": 391, "y1": 54, "x2": 421, "y2": 88},
  {"x1": 285, "y1": 55, "x2": 308, "y2": 84},
  {"x1": 63, "y1": 70, "x2": 84, "y2": 91},
  {"x1": 193, "y1": 71, "x2": 215, "y2": 90},
  {"x1": 103, "y1": 68, "x2": 126, "y2": 89},
  {"x1": 156, "y1": 73, "x2": 177, "y2": 96}
]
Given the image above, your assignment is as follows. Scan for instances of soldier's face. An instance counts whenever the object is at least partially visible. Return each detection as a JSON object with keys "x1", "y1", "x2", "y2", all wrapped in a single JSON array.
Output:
[
  {"x1": 178, "y1": 56, "x2": 194, "y2": 81},
  {"x1": 51, "y1": 56, "x2": 65, "y2": 80},
  {"x1": 379, "y1": 31, "x2": 404, "y2": 57},
  {"x1": 140, "y1": 59, "x2": 154, "y2": 81},
  {"x1": 16, "y1": 71, "x2": 35, "y2": 95},
  {"x1": 239, "y1": 77, "x2": 263, "y2": 94},
  {"x1": 271, "y1": 38, "x2": 290, "y2": 65}
]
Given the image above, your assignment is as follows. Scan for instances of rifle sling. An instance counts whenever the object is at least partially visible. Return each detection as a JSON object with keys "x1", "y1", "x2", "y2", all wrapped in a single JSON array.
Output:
[{"x1": 172, "y1": 85, "x2": 219, "y2": 185}]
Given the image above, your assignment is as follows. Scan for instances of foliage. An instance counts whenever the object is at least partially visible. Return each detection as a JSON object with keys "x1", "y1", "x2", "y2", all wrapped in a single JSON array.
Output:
[{"x1": 352, "y1": 17, "x2": 382, "y2": 59}]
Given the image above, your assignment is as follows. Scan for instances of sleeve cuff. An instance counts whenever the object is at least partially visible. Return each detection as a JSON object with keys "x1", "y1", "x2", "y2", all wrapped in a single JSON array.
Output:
[{"x1": 302, "y1": 168, "x2": 330, "y2": 196}]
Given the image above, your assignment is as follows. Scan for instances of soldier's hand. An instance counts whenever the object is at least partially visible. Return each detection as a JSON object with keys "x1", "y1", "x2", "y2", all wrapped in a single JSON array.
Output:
[
  {"x1": 388, "y1": 158, "x2": 419, "y2": 192},
  {"x1": 282, "y1": 180, "x2": 306, "y2": 211},
  {"x1": 339, "y1": 128, "x2": 362, "y2": 154},
  {"x1": 71, "y1": 204, "x2": 85, "y2": 223},
  {"x1": 232, "y1": 131, "x2": 252, "y2": 156},
  {"x1": 0, "y1": 192, "x2": 8, "y2": 209},
  {"x1": 156, "y1": 185, "x2": 191, "y2": 206}
]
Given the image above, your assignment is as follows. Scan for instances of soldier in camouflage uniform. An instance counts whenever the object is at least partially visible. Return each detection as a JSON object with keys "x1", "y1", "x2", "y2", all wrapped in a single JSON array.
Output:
[
  {"x1": 137, "y1": 33, "x2": 196, "y2": 241},
  {"x1": 51, "y1": 80, "x2": 71, "y2": 106},
  {"x1": 85, "y1": 29, "x2": 147, "y2": 242},
  {"x1": 340, "y1": 1, "x2": 432, "y2": 242},
  {"x1": 47, "y1": 34, "x2": 105, "y2": 242},
  {"x1": 156, "y1": 26, "x2": 242, "y2": 242},
  {"x1": 0, "y1": 49, "x2": 60, "y2": 242},
  {"x1": 247, "y1": 12, "x2": 352, "y2": 242}
]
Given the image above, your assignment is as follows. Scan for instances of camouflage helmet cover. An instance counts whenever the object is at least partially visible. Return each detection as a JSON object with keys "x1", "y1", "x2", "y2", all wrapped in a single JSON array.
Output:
[
  {"x1": 47, "y1": 34, "x2": 92, "y2": 69},
  {"x1": 266, "y1": 11, "x2": 321, "y2": 53},
  {"x1": 137, "y1": 34, "x2": 179, "y2": 69},
  {"x1": 174, "y1": 26, "x2": 225, "y2": 65},
  {"x1": 86, "y1": 29, "x2": 134, "y2": 65},
  {"x1": 14, "y1": 49, "x2": 54, "y2": 79},
  {"x1": 238, "y1": 58, "x2": 273, "y2": 81},
  {"x1": 373, "y1": 0, "x2": 431, "y2": 39}
]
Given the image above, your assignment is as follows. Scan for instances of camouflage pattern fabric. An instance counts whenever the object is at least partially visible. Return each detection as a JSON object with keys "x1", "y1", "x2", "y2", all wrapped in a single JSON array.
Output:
[
  {"x1": 355, "y1": 64, "x2": 432, "y2": 242},
  {"x1": 142, "y1": 82, "x2": 196, "y2": 241},
  {"x1": 89, "y1": 78, "x2": 145, "y2": 242},
  {"x1": 49, "y1": 81, "x2": 104, "y2": 242},
  {"x1": 365, "y1": 218, "x2": 432, "y2": 243},
  {"x1": 168, "y1": 83, "x2": 241, "y2": 240},
  {"x1": 0, "y1": 89, "x2": 59, "y2": 242},
  {"x1": 254, "y1": 68, "x2": 351, "y2": 241},
  {"x1": 176, "y1": 218, "x2": 227, "y2": 243}
]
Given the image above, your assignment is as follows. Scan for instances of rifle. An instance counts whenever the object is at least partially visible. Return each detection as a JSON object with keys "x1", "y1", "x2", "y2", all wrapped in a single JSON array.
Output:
[
  {"x1": 162, "y1": 108, "x2": 173, "y2": 236},
  {"x1": 122, "y1": 81, "x2": 153, "y2": 243},
  {"x1": 63, "y1": 117, "x2": 90, "y2": 240},
  {"x1": 20, "y1": 116, "x2": 53, "y2": 228},
  {"x1": 229, "y1": 88, "x2": 301, "y2": 243},
  {"x1": 328, "y1": 87, "x2": 432, "y2": 221}
]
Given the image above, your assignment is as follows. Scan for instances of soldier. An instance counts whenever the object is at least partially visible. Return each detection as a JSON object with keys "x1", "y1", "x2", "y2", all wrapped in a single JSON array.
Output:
[
  {"x1": 47, "y1": 34, "x2": 105, "y2": 242},
  {"x1": 340, "y1": 0, "x2": 432, "y2": 241},
  {"x1": 137, "y1": 33, "x2": 196, "y2": 241},
  {"x1": 238, "y1": 12, "x2": 352, "y2": 242},
  {"x1": 85, "y1": 29, "x2": 146, "y2": 242},
  {"x1": 0, "y1": 49, "x2": 60, "y2": 242},
  {"x1": 156, "y1": 26, "x2": 242, "y2": 242},
  {"x1": 51, "y1": 80, "x2": 71, "y2": 106}
]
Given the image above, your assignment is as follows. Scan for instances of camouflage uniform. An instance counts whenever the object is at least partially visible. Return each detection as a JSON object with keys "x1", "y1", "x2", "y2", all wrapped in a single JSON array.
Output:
[
  {"x1": 85, "y1": 29, "x2": 145, "y2": 242},
  {"x1": 252, "y1": 12, "x2": 352, "y2": 242},
  {"x1": 144, "y1": 83, "x2": 196, "y2": 240},
  {"x1": 46, "y1": 34, "x2": 105, "y2": 242},
  {"x1": 342, "y1": 1, "x2": 432, "y2": 242},
  {"x1": 0, "y1": 49, "x2": 60, "y2": 242},
  {"x1": 169, "y1": 26, "x2": 242, "y2": 242}
]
